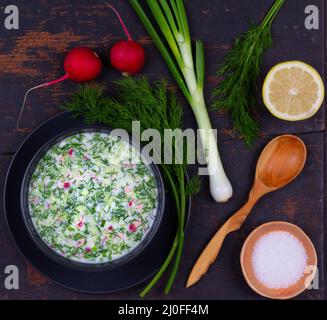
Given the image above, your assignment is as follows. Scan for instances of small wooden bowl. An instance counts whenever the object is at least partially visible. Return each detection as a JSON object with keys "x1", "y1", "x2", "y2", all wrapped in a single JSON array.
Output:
[{"x1": 240, "y1": 221, "x2": 317, "y2": 300}]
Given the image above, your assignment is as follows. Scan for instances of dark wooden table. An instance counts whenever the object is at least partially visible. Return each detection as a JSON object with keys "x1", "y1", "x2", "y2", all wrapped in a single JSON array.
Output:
[{"x1": 0, "y1": 0, "x2": 325, "y2": 300}]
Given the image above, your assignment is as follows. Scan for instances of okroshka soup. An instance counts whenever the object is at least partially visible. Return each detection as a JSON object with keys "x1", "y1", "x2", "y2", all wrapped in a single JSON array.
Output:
[{"x1": 27, "y1": 131, "x2": 160, "y2": 264}]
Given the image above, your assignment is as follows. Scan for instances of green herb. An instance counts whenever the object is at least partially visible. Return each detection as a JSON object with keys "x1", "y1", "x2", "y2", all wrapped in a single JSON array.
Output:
[
  {"x1": 129, "y1": 0, "x2": 233, "y2": 203},
  {"x1": 212, "y1": 0, "x2": 285, "y2": 147},
  {"x1": 186, "y1": 175, "x2": 201, "y2": 197},
  {"x1": 63, "y1": 77, "x2": 201, "y2": 296}
]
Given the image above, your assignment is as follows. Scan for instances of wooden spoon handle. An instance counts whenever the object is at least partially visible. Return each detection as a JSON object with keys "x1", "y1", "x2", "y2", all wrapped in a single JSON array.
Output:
[{"x1": 186, "y1": 199, "x2": 256, "y2": 288}]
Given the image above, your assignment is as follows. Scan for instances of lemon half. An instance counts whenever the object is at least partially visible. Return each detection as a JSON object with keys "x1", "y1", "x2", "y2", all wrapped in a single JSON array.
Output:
[{"x1": 262, "y1": 61, "x2": 325, "y2": 121}]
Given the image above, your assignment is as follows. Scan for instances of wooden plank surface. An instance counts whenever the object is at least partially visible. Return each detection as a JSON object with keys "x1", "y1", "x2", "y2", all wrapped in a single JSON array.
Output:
[{"x1": 0, "y1": 0, "x2": 325, "y2": 300}]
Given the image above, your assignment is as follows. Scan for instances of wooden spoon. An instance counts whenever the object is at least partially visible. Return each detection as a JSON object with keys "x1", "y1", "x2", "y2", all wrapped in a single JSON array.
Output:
[{"x1": 186, "y1": 135, "x2": 307, "y2": 288}]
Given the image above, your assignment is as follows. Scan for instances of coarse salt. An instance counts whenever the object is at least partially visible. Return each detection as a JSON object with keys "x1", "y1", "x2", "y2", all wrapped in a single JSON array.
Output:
[{"x1": 251, "y1": 231, "x2": 308, "y2": 289}]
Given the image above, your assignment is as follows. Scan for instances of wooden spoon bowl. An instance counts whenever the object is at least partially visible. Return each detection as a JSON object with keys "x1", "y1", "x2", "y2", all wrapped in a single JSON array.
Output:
[
  {"x1": 256, "y1": 135, "x2": 307, "y2": 190},
  {"x1": 240, "y1": 221, "x2": 317, "y2": 300}
]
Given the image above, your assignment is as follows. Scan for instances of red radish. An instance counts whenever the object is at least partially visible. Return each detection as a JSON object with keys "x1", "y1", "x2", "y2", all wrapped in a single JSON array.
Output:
[
  {"x1": 106, "y1": 3, "x2": 145, "y2": 75},
  {"x1": 17, "y1": 47, "x2": 102, "y2": 130},
  {"x1": 64, "y1": 47, "x2": 102, "y2": 82}
]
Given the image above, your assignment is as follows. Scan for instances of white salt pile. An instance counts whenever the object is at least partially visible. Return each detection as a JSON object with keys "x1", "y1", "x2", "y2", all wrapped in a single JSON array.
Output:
[{"x1": 251, "y1": 231, "x2": 308, "y2": 289}]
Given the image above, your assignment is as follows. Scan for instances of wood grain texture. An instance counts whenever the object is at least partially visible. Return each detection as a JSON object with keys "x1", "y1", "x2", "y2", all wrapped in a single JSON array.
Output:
[
  {"x1": 0, "y1": 0, "x2": 325, "y2": 153},
  {"x1": 0, "y1": 0, "x2": 325, "y2": 300},
  {"x1": 0, "y1": 132, "x2": 324, "y2": 300}
]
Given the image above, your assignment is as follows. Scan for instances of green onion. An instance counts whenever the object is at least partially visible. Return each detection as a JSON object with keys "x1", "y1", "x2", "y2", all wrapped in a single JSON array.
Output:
[{"x1": 129, "y1": 0, "x2": 233, "y2": 204}]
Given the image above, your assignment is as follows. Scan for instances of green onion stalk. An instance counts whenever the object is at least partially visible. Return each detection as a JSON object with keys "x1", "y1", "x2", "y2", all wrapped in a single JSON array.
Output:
[{"x1": 129, "y1": 0, "x2": 233, "y2": 204}]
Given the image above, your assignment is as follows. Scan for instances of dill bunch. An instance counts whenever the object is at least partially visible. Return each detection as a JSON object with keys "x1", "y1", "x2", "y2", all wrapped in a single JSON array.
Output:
[
  {"x1": 212, "y1": 0, "x2": 285, "y2": 147},
  {"x1": 63, "y1": 77, "x2": 201, "y2": 296}
]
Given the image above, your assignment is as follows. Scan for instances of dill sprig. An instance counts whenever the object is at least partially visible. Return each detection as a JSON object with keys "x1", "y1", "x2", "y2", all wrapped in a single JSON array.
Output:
[
  {"x1": 186, "y1": 175, "x2": 202, "y2": 197},
  {"x1": 63, "y1": 77, "x2": 201, "y2": 296},
  {"x1": 212, "y1": 0, "x2": 285, "y2": 147}
]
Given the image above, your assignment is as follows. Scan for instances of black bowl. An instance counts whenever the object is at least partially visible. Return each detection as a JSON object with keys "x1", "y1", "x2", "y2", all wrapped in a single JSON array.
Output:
[
  {"x1": 20, "y1": 126, "x2": 166, "y2": 272},
  {"x1": 4, "y1": 112, "x2": 191, "y2": 293}
]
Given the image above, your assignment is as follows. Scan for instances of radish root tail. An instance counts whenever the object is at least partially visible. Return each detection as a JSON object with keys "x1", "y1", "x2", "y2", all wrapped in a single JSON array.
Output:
[
  {"x1": 105, "y1": 2, "x2": 132, "y2": 41},
  {"x1": 17, "y1": 74, "x2": 69, "y2": 130}
]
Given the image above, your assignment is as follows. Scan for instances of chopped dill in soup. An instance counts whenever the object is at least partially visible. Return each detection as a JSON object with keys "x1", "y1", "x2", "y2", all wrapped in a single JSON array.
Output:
[{"x1": 28, "y1": 132, "x2": 158, "y2": 263}]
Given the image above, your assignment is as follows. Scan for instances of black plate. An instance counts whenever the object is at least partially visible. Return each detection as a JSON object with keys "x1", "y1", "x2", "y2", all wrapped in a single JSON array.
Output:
[{"x1": 4, "y1": 112, "x2": 190, "y2": 294}]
